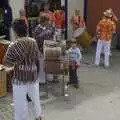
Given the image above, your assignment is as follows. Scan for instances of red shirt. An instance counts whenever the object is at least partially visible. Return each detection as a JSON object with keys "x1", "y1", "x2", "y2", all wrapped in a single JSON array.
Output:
[{"x1": 54, "y1": 10, "x2": 65, "y2": 29}]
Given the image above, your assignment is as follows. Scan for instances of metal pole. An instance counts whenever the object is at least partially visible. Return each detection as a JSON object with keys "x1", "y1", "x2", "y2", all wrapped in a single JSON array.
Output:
[
  {"x1": 65, "y1": 0, "x2": 68, "y2": 40},
  {"x1": 84, "y1": 0, "x2": 88, "y2": 25}
]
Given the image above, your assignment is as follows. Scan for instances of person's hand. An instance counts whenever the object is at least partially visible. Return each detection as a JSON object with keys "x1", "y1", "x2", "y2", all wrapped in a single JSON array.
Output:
[{"x1": 0, "y1": 65, "x2": 5, "y2": 71}]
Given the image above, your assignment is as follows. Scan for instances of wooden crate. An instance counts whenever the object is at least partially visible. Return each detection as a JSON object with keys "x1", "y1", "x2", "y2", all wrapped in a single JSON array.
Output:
[
  {"x1": 5, "y1": 68, "x2": 13, "y2": 92},
  {"x1": 0, "y1": 68, "x2": 7, "y2": 97},
  {"x1": 0, "y1": 40, "x2": 10, "y2": 64},
  {"x1": 0, "y1": 43, "x2": 6, "y2": 64}
]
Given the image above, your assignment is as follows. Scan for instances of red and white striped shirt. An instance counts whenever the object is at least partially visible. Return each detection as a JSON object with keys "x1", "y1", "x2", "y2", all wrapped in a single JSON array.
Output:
[
  {"x1": 4, "y1": 37, "x2": 40, "y2": 84},
  {"x1": 34, "y1": 24, "x2": 55, "y2": 53}
]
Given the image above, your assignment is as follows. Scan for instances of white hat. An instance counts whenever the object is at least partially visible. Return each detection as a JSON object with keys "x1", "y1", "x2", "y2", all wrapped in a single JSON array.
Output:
[{"x1": 103, "y1": 9, "x2": 113, "y2": 18}]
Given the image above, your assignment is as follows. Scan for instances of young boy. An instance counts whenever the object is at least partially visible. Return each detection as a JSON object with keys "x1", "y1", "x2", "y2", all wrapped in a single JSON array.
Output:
[{"x1": 67, "y1": 39, "x2": 82, "y2": 88}]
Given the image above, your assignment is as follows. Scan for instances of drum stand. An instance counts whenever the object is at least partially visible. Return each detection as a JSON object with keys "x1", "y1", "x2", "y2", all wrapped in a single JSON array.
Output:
[
  {"x1": 44, "y1": 57, "x2": 69, "y2": 98},
  {"x1": 45, "y1": 70, "x2": 66, "y2": 97}
]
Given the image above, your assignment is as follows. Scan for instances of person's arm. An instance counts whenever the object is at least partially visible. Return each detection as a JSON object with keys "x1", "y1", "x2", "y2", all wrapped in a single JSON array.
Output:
[
  {"x1": 80, "y1": 17, "x2": 86, "y2": 28},
  {"x1": 112, "y1": 22, "x2": 116, "y2": 34},
  {"x1": 112, "y1": 10, "x2": 118, "y2": 22},
  {"x1": 66, "y1": 48, "x2": 72, "y2": 54},
  {"x1": 77, "y1": 48, "x2": 82, "y2": 61},
  {"x1": 70, "y1": 16, "x2": 74, "y2": 25},
  {"x1": 3, "y1": 42, "x2": 18, "y2": 67},
  {"x1": 34, "y1": 41, "x2": 40, "y2": 74},
  {"x1": 96, "y1": 21, "x2": 101, "y2": 38}
]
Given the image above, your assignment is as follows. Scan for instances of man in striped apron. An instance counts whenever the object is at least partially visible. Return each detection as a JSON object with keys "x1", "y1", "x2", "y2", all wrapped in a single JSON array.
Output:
[{"x1": 4, "y1": 19, "x2": 42, "y2": 120}]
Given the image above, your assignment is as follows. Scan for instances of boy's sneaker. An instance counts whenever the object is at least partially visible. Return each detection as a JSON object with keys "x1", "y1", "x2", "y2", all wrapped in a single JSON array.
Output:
[
  {"x1": 109, "y1": 52, "x2": 112, "y2": 57},
  {"x1": 94, "y1": 64, "x2": 99, "y2": 67},
  {"x1": 67, "y1": 81, "x2": 73, "y2": 85},
  {"x1": 73, "y1": 84, "x2": 79, "y2": 89},
  {"x1": 104, "y1": 65, "x2": 109, "y2": 69},
  {"x1": 26, "y1": 94, "x2": 32, "y2": 102},
  {"x1": 73, "y1": 84, "x2": 80, "y2": 89},
  {"x1": 35, "y1": 117, "x2": 42, "y2": 120}
]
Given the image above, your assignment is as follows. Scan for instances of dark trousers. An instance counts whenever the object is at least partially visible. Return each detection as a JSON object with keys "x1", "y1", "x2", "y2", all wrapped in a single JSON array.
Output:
[
  {"x1": 5, "y1": 26, "x2": 10, "y2": 40},
  {"x1": 69, "y1": 66, "x2": 78, "y2": 84}
]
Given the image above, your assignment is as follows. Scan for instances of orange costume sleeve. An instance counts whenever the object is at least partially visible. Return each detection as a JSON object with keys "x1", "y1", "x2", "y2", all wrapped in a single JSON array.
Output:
[
  {"x1": 111, "y1": 21, "x2": 116, "y2": 33},
  {"x1": 96, "y1": 19, "x2": 116, "y2": 41}
]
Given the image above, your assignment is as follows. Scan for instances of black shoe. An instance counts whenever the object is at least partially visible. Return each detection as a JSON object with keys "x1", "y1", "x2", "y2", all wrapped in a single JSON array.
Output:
[
  {"x1": 35, "y1": 117, "x2": 42, "y2": 120},
  {"x1": 67, "y1": 82, "x2": 73, "y2": 85},
  {"x1": 73, "y1": 84, "x2": 79, "y2": 89},
  {"x1": 26, "y1": 94, "x2": 32, "y2": 102},
  {"x1": 36, "y1": 117, "x2": 42, "y2": 120},
  {"x1": 48, "y1": 80, "x2": 59, "y2": 83}
]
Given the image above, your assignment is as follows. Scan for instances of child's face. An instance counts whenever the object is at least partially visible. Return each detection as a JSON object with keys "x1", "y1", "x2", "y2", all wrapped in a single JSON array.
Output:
[{"x1": 72, "y1": 43, "x2": 77, "y2": 48}]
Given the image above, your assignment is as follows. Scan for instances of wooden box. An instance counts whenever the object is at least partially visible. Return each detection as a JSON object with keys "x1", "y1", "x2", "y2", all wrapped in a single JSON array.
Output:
[
  {"x1": 0, "y1": 67, "x2": 7, "y2": 97},
  {"x1": 0, "y1": 65, "x2": 13, "y2": 95}
]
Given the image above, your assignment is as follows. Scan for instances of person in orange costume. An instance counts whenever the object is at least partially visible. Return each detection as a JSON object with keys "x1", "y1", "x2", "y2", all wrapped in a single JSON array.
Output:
[
  {"x1": 54, "y1": 7, "x2": 65, "y2": 40},
  {"x1": 101, "y1": 8, "x2": 118, "y2": 56},
  {"x1": 71, "y1": 9, "x2": 85, "y2": 32},
  {"x1": 95, "y1": 9, "x2": 116, "y2": 68}
]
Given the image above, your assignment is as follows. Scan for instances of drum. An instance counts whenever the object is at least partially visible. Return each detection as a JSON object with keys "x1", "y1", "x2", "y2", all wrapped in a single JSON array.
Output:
[
  {"x1": 44, "y1": 40, "x2": 66, "y2": 53},
  {"x1": 44, "y1": 60, "x2": 62, "y2": 74},
  {"x1": 44, "y1": 40, "x2": 65, "y2": 59},
  {"x1": 6, "y1": 68, "x2": 13, "y2": 92},
  {"x1": 0, "y1": 39, "x2": 13, "y2": 93},
  {"x1": 44, "y1": 47, "x2": 61, "y2": 59},
  {"x1": 0, "y1": 44, "x2": 6, "y2": 64},
  {"x1": 0, "y1": 65, "x2": 7, "y2": 97},
  {"x1": 76, "y1": 31, "x2": 92, "y2": 48},
  {"x1": 0, "y1": 65, "x2": 13, "y2": 94},
  {"x1": 0, "y1": 39, "x2": 10, "y2": 64}
]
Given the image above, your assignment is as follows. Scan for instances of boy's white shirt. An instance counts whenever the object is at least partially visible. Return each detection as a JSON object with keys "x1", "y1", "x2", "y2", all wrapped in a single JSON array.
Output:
[{"x1": 66, "y1": 47, "x2": 82, "y2": 65}]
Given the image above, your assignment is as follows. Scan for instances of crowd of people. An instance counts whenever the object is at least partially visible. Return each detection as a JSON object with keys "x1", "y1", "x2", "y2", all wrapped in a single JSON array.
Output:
[
  {"x1": 1, "y1": 2, "x2": 119, "y2": 120},
  {"x1": 3, "y1": 3, "x2": 66, "y2": 120},
  {"x1": 71, "y1": 8, "x2": 118, "y2": 68}
]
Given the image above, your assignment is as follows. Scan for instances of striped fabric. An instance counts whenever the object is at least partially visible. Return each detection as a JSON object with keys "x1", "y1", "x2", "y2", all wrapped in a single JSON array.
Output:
[
  {"x1": 4, "y1": 37, "x2": 40, "y2": 84},
  {"x1": 34, "y1": 24, "x2": 55, "y2": 53}
]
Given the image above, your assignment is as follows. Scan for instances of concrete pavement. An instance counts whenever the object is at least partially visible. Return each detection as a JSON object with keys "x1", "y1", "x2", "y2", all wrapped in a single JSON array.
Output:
[{"x1": 0, "y1": 49, "x2": 120, "y2": 120}]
